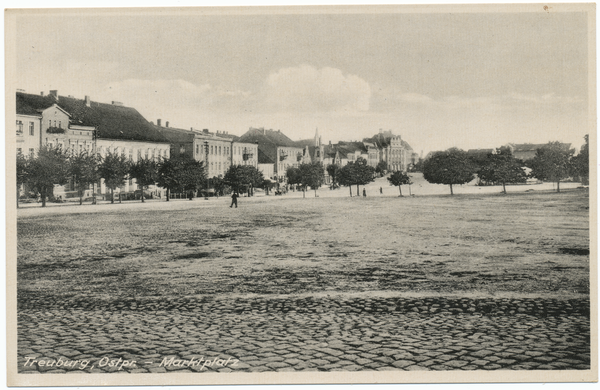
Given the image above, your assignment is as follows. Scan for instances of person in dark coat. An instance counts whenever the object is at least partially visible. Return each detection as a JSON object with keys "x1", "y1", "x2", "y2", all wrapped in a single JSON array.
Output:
[
  {"x1": 363, "y1": 188, "x2": 367, "y2": 197},
  {"x1": 230, "y1": 192, "x2": 238, "y2": 208}
]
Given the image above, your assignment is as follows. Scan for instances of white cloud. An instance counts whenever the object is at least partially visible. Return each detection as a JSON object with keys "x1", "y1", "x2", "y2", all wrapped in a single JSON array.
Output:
[
  {"x1": 102, "y1": 79, "x2": 211, "y2": 108},
  {"x1": 262, "y1": 65, "x2": 371, "y2": 114}
]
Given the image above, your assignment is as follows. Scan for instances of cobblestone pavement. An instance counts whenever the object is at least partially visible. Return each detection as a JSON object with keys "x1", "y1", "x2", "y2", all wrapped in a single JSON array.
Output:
[{"x1": 18, "y1": 296, "x2": 590, "y2": 373}]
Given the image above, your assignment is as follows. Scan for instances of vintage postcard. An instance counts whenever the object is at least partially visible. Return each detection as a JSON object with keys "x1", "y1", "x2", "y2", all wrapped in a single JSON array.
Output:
[{"x1": 5, "y1": 3, "x2": 597, "y2": 387}]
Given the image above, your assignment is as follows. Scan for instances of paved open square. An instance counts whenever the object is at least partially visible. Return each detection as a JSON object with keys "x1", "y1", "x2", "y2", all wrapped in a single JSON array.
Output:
[{"x1": 17, "y1": 189, "x2": 590, "y2": 373}]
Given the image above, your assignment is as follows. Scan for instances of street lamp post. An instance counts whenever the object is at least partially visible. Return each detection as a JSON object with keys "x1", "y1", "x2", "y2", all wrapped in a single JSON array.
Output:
[{"x1": 204, "y1": 141, "x2": 209, "y2": 200}]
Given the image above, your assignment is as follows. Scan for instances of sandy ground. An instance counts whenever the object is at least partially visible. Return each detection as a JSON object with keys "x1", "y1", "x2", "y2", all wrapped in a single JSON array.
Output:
[
  {"x1": 15, "y1": 173, "x2": 584, "y2": 215},
  {"x1": 17, "y1": 188, "x2": 589, "y2": 303}
]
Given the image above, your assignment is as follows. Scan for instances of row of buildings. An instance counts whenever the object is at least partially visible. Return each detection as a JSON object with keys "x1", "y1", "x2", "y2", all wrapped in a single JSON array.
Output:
[{"x1": 15, "y1": 90, "x2": 417, "y2": 198}]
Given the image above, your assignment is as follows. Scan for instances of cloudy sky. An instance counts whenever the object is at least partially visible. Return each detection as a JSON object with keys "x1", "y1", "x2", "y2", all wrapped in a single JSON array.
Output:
[{"x1": 11, "y1": 6, "x2": 592, "y2": 154}]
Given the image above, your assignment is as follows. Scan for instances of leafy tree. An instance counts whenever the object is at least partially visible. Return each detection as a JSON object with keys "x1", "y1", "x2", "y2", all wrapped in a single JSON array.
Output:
[
  {"x1": 25, "y1": 145, "x2": 70, "y2": 207},
  {"x1": 530, "y1": 141, "x2": 575, "y2": 192},
  {"x1": 262, "y1": 179, "x2": 276, "y2": 196},
  {"x1": 326, "y1": 163, "x2": 340, "y2": 186},
  {"x1": 224, "y1": 165, "x2": 264, "y2": 195},
  {"x1": 16, "y1": 153, "x2": 28, "y2": 208},
  {"x1": 423, "y1": 148, "x2": 477, "y2": 195},
  {"x1": 572, "y1": 135, "x2": 589, "y2": 185},
  {"x1": 477, "y1": 148, "x2": 526, "y2": 193},
  {"x1": 209, "y1": 176, "x2": 226, "y2": 197},
  {"x1": 286, "y1": 166, "x2": 302, "y2": 191},
  {"x1": 98, "y1": 151, "x2": 130, "y2": 204},
  {"x1": 338, "y1": 163, "x2": 355, "y2": 197},
  {"x1": 178, "y1": 158, "x2": 207, "y2": 199},
  {"x1": 69, "y1": 151, "x2": 99, "y2": 205},
  {"x1": 338, "y1": 157, "x2": 376, "y2": 196},
  {"x1": 375, "y1": 161, "x2": 388, "y2": 176},
  {"x1": 129, "y1": 157, "x2": 159, "y2": 202},
  {"x1": 156, "y1": 157, "x2": 181, "y2": 201},
  {"x1": 299, "y1": 162, "x2": 325, "y2": 197},
  {"x1": 387, "y1": 171, "x2": 412, "y2": 196}
]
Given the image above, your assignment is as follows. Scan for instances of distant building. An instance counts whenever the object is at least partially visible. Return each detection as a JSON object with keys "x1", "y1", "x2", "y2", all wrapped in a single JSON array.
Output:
[
  {"x1": 504, "y1": 143, "x2": 571, "y2": 161},
  {"x1": 156, "y1": 125, "x2": 259, "y2": 179},
  {"x1": 238, "y1": 127, "x2": 304, "y2": 181}
]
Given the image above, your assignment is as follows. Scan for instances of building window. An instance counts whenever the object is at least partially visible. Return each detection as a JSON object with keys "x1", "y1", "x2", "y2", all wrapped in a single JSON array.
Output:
[
  {"x1": 218, "y1": 146, "x2": 221, "y2": 155},
  {"x1": 29, "y1": 148, "x2": 34, "y2": 156},
  {"x1": 129, "y1": 149, "x2": 133, "y2": 160},
  {"x1": 29, "y1": 122, "x2": 34, "y2": 136},
  {"x1": 210, "y1": 145, "x2": 214, "y2": 155},
  {"x1": 17, "y1": 148, "x2": 22, "y2": 155},
  {"x1": 145, "y1": 149, "x2": 149, "y2": 159},
  {"x1": 16, "y1": 120, "x2": 23, "y2": 134},
  {"x1": 196, "y1": 144, "x2": 199, "y2": 155},
  {"x1": 58, "y1": 121, "x2": 62, "y2": 129}
]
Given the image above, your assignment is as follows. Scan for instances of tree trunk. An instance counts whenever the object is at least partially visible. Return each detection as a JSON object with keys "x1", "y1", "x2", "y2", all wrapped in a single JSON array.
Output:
[
  {"x1": 16, "y1": 186, "x2": 20, "y2": 209},
  {"x1": 449, "y1": 183, "x2": 454, "y2": 195},
  {"x1": 303, "y1": 187, "x2": 305, "y2": 198},
  {"x1": 141, "y1": 187, "x2": 145, "y2": 203},
  {"x1": 399, "y1": 186, "x2": 402, "y2": 196},
  {"x1": 557, "y1": 180, "x2": 560, "y2": 193},
  {"x1": 166, "y1": 188, "x2": 170, "y2": 201},
  {"x1": 79, "y1": 188, "x2": 83, "y2": 205},
  {"x1": 92, "y1": 183, "x2": 97, "y2": 205},
  {"x1": 356, "y1": 184, "x2": 359, "y2": 195},
  {"x1": 41, "y1": 187, "x2": 47, "y2": 207},
  {"x1": 349, "y1": 186, "x2": 352, "y2": 197},
  {"x1": 111, "y1": 188, "x2": 115, "y2": 204},
  {"x1": 119, "y1": 192, "x2": 122, "y2": 203},
  {"x1": 409, "y1": 185, "x2": 412, "y2": 196},
  {"x1": 502, "y1": 182, "x2": 506, "y2": 194},
  {"x1": 314, "y1": 188, "x2": 317, "y2": 197}
]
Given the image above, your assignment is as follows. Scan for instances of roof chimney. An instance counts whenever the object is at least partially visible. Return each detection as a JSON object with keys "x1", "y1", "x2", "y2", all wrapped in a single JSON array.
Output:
[
  {"x1": 166, "y1": 121, "x2": 169, "y2": 128},
  {"x1": 85, "y1": 95, "x2": 91, "y2": 107},
  {"x1": 111, "y1": 101, "x2": 123, "y2": 106},
  {"x1": 203, "y1": 129, "x2": 209, "y2": 134},
  {"x1": 49, "y1": 90, "x2": 58, "y2": 101},
  {"x1": 157, "y1": 119, "x2": 162, "y2": 127}
]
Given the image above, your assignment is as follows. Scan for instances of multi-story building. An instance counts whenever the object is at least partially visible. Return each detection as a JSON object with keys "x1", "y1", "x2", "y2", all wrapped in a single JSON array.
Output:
[
  {"x1": 238, "y1": 127, "x2": 304, "y2": 182},
  {"x1": 16, "y1": 90, "x2": 171, "y2": 197},
  {"x1": 157, "y1": 124, "x2": 259, "y2": 179}
]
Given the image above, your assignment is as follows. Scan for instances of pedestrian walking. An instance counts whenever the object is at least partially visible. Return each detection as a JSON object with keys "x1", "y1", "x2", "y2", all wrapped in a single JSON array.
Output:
[
  {"x1": 363, "y1": 188, "x2": 367, "y2": 197},
  {"x1": 230, "y1": 192, "x2": 238, "y2": 208},
  {"x1": 379, "y1": 187, "x2": 383, "y2": 194}
]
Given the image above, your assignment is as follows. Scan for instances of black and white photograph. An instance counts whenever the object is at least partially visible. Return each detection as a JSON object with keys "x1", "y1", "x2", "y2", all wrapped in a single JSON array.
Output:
[{"x1": 5, "y1": 3, "x2": 597, "y2": 387}]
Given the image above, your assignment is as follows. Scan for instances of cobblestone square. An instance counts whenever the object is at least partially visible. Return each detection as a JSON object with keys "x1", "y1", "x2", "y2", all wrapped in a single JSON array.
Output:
[{"x1": 16, "y1": 190, "x2": 590, "y2": 373}]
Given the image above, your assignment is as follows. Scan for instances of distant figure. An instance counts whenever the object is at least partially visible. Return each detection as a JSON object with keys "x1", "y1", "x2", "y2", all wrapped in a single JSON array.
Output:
[
  {"x1": 363, "y1": 188, "x2": 367, "y2": 197},
  {"x1": 230, "y1": 192, "x2": 238, "y2": 208},
  {"x1": 379, "y1": 187, "x2": 383, "y2": 194}
]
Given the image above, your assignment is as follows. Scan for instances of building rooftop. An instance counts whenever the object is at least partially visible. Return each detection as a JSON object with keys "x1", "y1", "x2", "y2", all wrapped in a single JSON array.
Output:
[{"x1": 17, "y1": 91, "x2": 169, "y2": 144}]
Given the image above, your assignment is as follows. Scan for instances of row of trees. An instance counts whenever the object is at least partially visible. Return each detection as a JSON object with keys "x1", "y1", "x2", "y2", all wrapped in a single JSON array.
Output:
[
  {"x1": 17, "y1": 145, "x2": 271, "y2": 207},
  {"x1": 422, "y1": 138, "x2": 589, "y2": 195}
]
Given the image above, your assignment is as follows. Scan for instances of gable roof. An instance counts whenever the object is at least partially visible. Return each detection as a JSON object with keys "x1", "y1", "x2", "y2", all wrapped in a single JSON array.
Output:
[
  {"x1": 239, "y1": 127, "x2": 301, "y2": 164},
  {"x1": 16, "y1": 92, "x2": 169, "y2": 144},
  {"x1": 155, "y1": 126, "x2": 196, "y2": 144}
]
